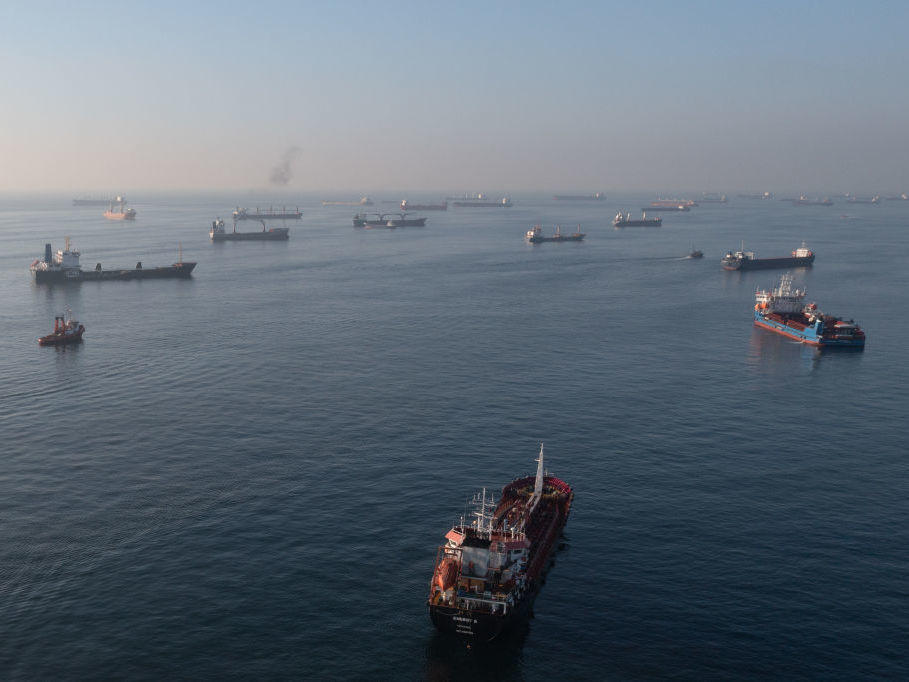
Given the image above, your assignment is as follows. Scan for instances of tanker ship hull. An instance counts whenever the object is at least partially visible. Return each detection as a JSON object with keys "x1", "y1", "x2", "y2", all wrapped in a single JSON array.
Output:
[
  {"x1": 211, "y1": 230, "x2": 288, "y2": 241},
  {"x1": 429, "y1": 587, "x2": 537, "y2": 642},
  {"x1": 33, "y1": 263, "x2": 196, "y2": 284},
  {"x1": 754, "y1": 311, "x2": 865, "y2": 348},
  {"x1": 723, "y1": 255, "x2": 814, "y2": 271}
]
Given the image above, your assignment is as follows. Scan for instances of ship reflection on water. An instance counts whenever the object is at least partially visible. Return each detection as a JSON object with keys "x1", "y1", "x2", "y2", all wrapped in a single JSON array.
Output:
[
  {"x1": 747, "y1": 328, "x2": 865, "y2": 374},
  {"x1": 422, "y1": 624, "x2": 529, "y2": 681}
]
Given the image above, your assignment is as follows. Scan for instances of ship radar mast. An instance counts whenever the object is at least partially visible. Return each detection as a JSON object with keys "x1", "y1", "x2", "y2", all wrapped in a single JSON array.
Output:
[
  {"x1": 527, "y1": 442, "x2": 545, "y2": 514},
  {"x1": 534, "y1": 443, "x2": 545, "y2": 498}
]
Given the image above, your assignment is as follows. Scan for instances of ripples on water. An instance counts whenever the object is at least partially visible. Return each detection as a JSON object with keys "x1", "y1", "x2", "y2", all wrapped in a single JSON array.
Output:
[{"x1": 1, "y1": 194, "x2": 907, "y2": 678}]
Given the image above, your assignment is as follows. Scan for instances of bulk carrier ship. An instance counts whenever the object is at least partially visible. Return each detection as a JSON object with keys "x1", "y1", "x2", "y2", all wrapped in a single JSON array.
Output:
[
  {"x1": 722, "y1": 243, "x2": 814, "y2": 271},
  {"x1": 614, "y1": 210, "x2": 661, "y2": 227},
  {"x1": 427, "y1": 445, "x2": 573, "y2": 642},
  {"x1": 30, "y1": 239, "x2": 195, "y2": 283},
  {"x1": 754, "y1": 274, "x2": 865, "y2": 348}
]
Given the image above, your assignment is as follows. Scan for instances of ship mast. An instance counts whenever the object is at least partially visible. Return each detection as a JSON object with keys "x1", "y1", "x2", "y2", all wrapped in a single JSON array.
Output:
[{"x1": 528, "y1": 442, "x2": 545, "y2": 514}]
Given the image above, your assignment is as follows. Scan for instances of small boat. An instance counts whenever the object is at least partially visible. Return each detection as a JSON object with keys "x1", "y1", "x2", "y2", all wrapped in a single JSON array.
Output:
[
  {"x1": 688, "y1": 249, "x2": 704, "y2": 259},
  {"x1": 38, "y1": 310, "x2": 85, "y2": 345},
  {"x1": 525, "y1": 224, "x2": 585, "y2": 243}
]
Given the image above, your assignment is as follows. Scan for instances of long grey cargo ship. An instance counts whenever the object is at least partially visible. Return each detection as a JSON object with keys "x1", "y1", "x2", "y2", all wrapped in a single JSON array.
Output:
[
  {"x1": 721, "y1": 242, "x2": 814, "y2": 271},
  {"x1": 31, "y1": 240, "x2": 196, "y2": 284}
]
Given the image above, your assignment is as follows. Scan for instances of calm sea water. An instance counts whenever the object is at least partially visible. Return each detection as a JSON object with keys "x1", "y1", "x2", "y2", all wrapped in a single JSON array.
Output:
[{"x1": 1, "y1": 193, "x2": 907, "y2": 679}]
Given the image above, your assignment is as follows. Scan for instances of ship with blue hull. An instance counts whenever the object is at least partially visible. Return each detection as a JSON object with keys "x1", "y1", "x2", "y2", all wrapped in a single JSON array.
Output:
[
  {"x1": 753, "y1": 274, "x2": 865, "y2": 348},
  {"x1": 722, "y1": 242, "x2": 814, "y2": 271}
]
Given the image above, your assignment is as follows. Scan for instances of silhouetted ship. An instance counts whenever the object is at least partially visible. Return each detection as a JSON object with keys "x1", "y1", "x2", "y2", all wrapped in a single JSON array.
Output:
[
  {"x1": 553, "y1": 192, "x2": 605, "y2": 201},
  {"x1": 884, "y1": 193, "x2": 908, "y2": 201},
  {"x1": 652, "y1": 198, "x2": 697, "y2": 207},
  {"x1": 721, "y1": 242, "x2": 814, "y2": 271},
  {"x1": 210, "y1": 218, "x2": 289, "y2": 241},
  {"x1": 614, "y1": 211, "x2": 661, "y2": 227},
  {"x1": 846, "y1": 195, "x2": 880, "y2": 204},
  {"x1": 385, "y1": 213, "x2": 427, "y2": 227},
  {"x1": 524, "y1": 225, "x2": 584, "y2": 242},
  {"x1": 699, "y1": 193, "x2": 727, "y2": 203},
  {"x1": 643, "y1": 204, "x2": 689, "y2": 212},
  {"x1": 401, "y1": 200, "x2": 447, "y2": 211},
  {"x1": 453, "y1": 194, "x2": 513, "y2": 207},
  {"x1": 233, "y1": 206, "x2": 302, "y2": 220},
  {"x1": 427, "y1": 445, "x2": 573, "y2": 642},
  {"x1": 31, "y1": 239, "x2": 196, "y2": 283},
  {"x1": 321, "y1": 196, "x2": 373, "y2": 206},
  {"x1": 792, "y1": 195, "x2": 834, "y2": 206},
  {"x1": 738, "y1": 192, "x2": 773, "y2": 199}
]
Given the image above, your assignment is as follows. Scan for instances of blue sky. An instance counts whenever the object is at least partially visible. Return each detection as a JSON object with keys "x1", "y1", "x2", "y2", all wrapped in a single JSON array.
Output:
[{"x1": 1, "y1": 1, "x2": 907, "y2": 192}]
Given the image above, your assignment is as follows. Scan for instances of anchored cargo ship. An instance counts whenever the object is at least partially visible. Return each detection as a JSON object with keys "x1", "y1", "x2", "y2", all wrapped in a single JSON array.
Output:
[
  {"x1": 452, "y1": 194, "x2": 513, "y2": 207},
  {"x1": 30, "y1": 239, "x2": 196, "y2": 284},
  {"x1": 103, "y1": 200, "x2": 136, "y2": 220},
  {"x1": 699, "y1": 193, "x2": 727, "y2": 203},
  {"x1": 321, "y1": 196, "x2": 373, "y2": 207},
  {"x1": 352, "y1": 213, "x2": 390, "y2": 228},
  {"x1": 792, "y1": 195, "x2": 834, "y2": 206},
  {"x1": 384, "y1": 213, "x2": 427, "y2": 227},
  {"x1": 722, "y1": 242, "x2": 814, "y2": 271},
  {"x1": 553, "y1": 192, "x2": 605, "y2": 201},
  {"x1": 613, "y1": 210, "x2": 661, "y2": 227},
  {"x1": 428, "y1": 445, "x2": 573, "y2": 642},
  {"x1": 37, "y1": 310, "x2": 85, "y2": 346},
  {"x1": 846, "y1": 195, "x2": 880, "y2": 204},
  {"x1": 233, "y1": 206, "x2": 302, "y2": 220},
  {"x1": 525, "y1": 224, "x2": 585, "y2": 243},
  {"x1": 400, "y1": 200, "x2": 447, "y2": 211},
  {"x1": 754, "y1": 274, "x2": 865, "y2": 348},
  {"x1": 210, "y1": 218, "x2": 289, "y2": 241},
  {"x1": 652, "y1": 198, "x2": 697, "y2": 208},
  {"x1": 643, "y1": 204, "x2": 690, "y2": 212}
]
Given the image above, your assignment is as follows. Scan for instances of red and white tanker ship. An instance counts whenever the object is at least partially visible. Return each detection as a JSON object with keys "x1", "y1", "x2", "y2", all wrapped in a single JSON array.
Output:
[{"x1": 427, "y1": 445, "x2": 573, "y2": 641}]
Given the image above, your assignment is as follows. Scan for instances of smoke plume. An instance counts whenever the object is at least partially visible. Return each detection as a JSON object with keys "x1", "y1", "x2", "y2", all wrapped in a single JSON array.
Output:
[{"x1": 270, "y1": 146, "x2": 302, "y2": 185}]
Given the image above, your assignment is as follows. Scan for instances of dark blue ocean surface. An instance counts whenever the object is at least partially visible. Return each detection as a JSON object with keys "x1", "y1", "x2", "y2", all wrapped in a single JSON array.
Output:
[{"x1": 1, "y1": 193, "x2": 906, "y2": 679}]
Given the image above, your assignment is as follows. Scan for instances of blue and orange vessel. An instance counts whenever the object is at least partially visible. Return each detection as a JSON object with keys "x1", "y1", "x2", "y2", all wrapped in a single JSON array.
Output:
[{"x1": 753, "y1": 274, "x2": 865, "y2": 348}]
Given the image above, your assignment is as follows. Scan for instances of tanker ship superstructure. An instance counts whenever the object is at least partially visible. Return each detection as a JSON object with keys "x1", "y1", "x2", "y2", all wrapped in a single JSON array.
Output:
[
  {"x1": 753, "y1": 274, "x2": 865, "y2": 348},
  {"x1": 428, "y1": 445, "x2": 573, "y2": 642}
]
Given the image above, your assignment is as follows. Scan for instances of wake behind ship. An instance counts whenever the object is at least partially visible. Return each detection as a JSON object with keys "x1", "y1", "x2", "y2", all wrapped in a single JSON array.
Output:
[{"x1": 428, "y1": 445, "x2": 573, "y2": 642}]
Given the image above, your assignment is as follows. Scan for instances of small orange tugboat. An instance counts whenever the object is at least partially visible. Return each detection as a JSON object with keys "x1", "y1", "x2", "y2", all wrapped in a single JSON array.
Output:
[{"x1": 38, "y1": 310, "x2": 85, "y2": 346}]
